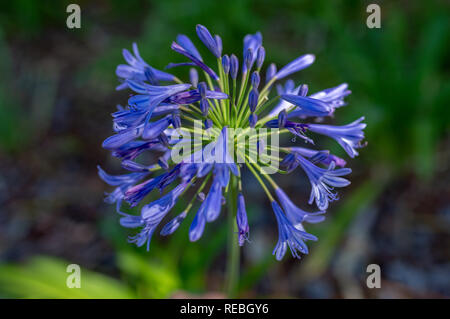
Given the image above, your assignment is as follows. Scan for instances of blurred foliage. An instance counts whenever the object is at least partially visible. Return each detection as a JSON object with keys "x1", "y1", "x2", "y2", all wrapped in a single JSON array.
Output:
[
  {"x1": 0, "y1": 0, "x2": 448, "y2": 298},
  {"x1": 0, "y1": 257, "x2": 135, "y2": 298}
]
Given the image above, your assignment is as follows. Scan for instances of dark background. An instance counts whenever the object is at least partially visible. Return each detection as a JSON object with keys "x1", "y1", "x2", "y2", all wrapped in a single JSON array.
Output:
[{"x1": 0, "y1": 0, "x2": 449, "y2": 298}]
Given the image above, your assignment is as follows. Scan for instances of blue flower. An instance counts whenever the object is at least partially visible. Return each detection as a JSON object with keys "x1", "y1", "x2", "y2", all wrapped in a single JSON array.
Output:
[
  {"x1": 100, "y1": 25, "x2": 366, "y2": 261},
  {"x1": 290, "y1": 147, "x2": 347, "y2": 168},
  {"x1": 281, "y1": 94, "x2": 332, "y2": 117},
  {"x1": 275, "y1": 188, "x2": 325, "y2": 226},
  {"x1": 308, "y1": 117, "x2": 367, "y2": 158},
  {"x1": 271, "y1": 201, "x2": 318, "y2": 260},
  {"x1": 296, "y1": 154, "x2": 351, "y2": 210}
]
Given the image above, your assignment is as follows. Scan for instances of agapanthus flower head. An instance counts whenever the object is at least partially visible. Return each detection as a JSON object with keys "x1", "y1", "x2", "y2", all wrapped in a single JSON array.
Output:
[{"x1": 100, "y1": 25, "x2": 366, "y2": 261}]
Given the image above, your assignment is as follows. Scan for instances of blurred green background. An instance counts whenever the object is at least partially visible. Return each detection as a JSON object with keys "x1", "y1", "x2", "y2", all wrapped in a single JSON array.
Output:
[{"x1": 0, "y1": 0, "x2": 449, "y2": 298}]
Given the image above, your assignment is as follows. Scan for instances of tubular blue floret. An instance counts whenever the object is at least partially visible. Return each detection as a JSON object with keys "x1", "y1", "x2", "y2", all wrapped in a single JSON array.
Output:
[
  {"x1": 248, "y1": 88, "x2": 259, "y2": 112},
  {"x1": 222, "y1": 54, "x2": 230, "y2": 74},
  {"x1": 271, "y1": 201, "x2": 318, "y2": 260},
  {"x1": 308, "y1": 117, "x2": 367, "y2": 158},
  {"x1": 275, "y1": 54, "x2": 315, "y2": 80},
  {"x1": 281, "y1": 94, "x2": 332, "y2": 117},
  {"x1": 251, "y1": 71, "x2": 260, "y2": 88},
  {"x1": 290, "y1": 147, "x2": 347, "y2": 168},
  {"x1": 296, "y1": 154, "x2": 352, "y2": 211}
]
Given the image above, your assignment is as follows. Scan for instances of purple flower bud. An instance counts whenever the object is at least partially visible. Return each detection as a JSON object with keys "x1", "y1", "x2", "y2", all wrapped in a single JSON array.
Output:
[
  {"x1": 215, "y1": 35, "x2": 222, "y2": 57},
  {"x1": 196, "y1": 24, "x2": 221, "y2": 58},
  {"x1": 251, "y1": 71, "x2": 260, "y2": 88},
  {"x1": 172, "y1": 111, "x2": 181, "y2": 129},
  {"x1": 236, "y1": 193, "x2": 249, "y2": 246},
  {"x1": 249, "y1": 113, "x2": 257, "y2": 127},
  {"x1": 204, "y1": 119, "x2": 213, "y2": 129},
  {"x1": 278, "y1": 110, "x2": 287, "y2": 128},
  {"x1": 198, "y1": 82, "x2": 207, "y2": 98},
  {"x1": 244, "y1": 48, "x2": 253, "y2": 71},
  {"x1": 275, "y1": 54, "x2": 315, "y2": 80},
  {"x1": 230, "y1": 54, "x2": 239, "y2": 79},
  {"x1": 266, "y1": 63, "x2": 277, "y2": 83},
  {"x1": 256, "y1": 46, "x2": 265, "y2": 69},
  {"x1": 189, "y1": 68, "x2": 198, "y2": 87},
  {"x1": 200, "y1": 98, "x2": 209, "y2": 116},
  {"x1": 248, "y1": 88, "x2": 259, "y2": 112},
  {"x1": 299, "y1": 84, "x2": 308, "y2": 97},
  {"x1": 222, "y1": 54, "x2": 230, "y2": 74}
]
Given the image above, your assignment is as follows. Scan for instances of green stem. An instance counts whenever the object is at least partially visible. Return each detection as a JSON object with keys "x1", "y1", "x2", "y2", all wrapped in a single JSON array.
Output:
[{"x1": 226, "y1": 174, "x2": 239, "y2": 298}]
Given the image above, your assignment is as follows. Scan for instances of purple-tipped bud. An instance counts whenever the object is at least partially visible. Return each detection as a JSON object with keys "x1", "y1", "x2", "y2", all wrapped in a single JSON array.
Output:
[
  {"x1": 204, "y1": 119, "x2": 213, "y2": 129},
  {"x1": 215, "y1": 35, "x2": 222, "y2": 57},
  {"x1": 236, "y1": 193, "x2": 249, "y2": 246},
  {"x1": 266, "y1": 63, "x2": 277, "y2": 83},
  {"x1": 158, "y1": 132, "x2": 170, "y2": 148},
  {"x1": 189, "y1": 68, "x2": 198, "y2": 87},
  {"x1": 278, "y1": 110, "x2": 287, "y2": 128},
  {"x1": 198, "y1": 82, "x2": 207, "y2": 98},
  {"x1": 299, "y1": 84, "x2": 308, "y2": 97},
  {"x1": 230, "y1": 54, "x2": 239, "y2": 79},
  {"x1": 158, "y1": 156, "x2": 169, "y2": 170},
  {"x1": 244, "y1": 48, "x2": 253, "y2": 71},
  {"x1": 249, "y1": 113, "x2": 257, "y2": 128},
  {"x1": 248, "y1": 88, "x2": 259, "y2": 112},
  {"x1": 275, "y1": 54, "x2": 315, "y2": 80},
  {"x1": 172, "y1": 111, "x2": 181, "y2": 129},
  {"x1": 196, "y1": 24, "x2": 221, "y2": 58},
  {"x1": 251, "y1": 71, "x2": 260, "y2": 88},
  {"x1": 256, "y1": 46, "x2": 265, "y2": 69},
  {"x1": 222, "y1": 54, "x2": 230, "y2": 74},
  {"x1": 200, "y1": 98, "x2": 209, "y2": 116}
]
